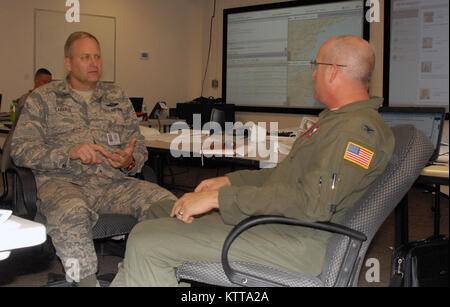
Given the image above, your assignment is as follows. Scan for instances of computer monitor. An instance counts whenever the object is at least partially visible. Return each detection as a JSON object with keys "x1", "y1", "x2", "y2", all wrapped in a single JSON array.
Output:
[
  {"x1": 129, "y1": 97, "x2": 143, "y2": 113},
  {"x1": 222, "y1": 0, "x2": 369, "y2": 114},
  {"x1": 383, "y1": 0, "x2": 449, "y2": 116},
  {"x1": 379, "y1": 106, "x2": 446, "y2": 161}
]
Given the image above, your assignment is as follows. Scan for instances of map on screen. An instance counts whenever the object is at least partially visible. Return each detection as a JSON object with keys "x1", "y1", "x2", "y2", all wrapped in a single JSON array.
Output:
[{"x1": 224, "y1": 0, "x2": 364, "y2": 108}]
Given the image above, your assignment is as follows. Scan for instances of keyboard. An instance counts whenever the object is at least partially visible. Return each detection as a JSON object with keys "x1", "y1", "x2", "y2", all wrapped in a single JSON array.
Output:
[{"x1": 267, "y1": 131, "x2": 297, "y2": 137}]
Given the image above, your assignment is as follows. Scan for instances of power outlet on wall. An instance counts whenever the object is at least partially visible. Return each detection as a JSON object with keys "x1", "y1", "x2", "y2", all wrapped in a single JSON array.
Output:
[
  {"x1": 212, "y1": 79, "x2": 219, "y2": 88},
  {"x1": 140, "y1": 51, "x2": 149, "y2": 60}
]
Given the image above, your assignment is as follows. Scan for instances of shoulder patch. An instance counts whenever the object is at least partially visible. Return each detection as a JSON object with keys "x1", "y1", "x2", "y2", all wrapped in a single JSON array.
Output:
[
  {"x1": 344, "y1": 142, "x2": 374, "y2": 169},
  {"x1": 301, "y1": 123, "x2": 320, "y2": 138}
]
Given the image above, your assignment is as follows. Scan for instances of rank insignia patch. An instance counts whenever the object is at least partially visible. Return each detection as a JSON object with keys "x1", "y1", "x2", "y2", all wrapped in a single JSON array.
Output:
[{"x1": 344, "y1": 142, "x2": 374, "y2": 169}]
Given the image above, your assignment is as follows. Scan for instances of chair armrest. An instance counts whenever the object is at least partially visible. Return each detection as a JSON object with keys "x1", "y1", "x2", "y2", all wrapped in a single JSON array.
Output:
[
  {"x1": 4, "y1": 163, "x2": 155, "y2": 220},
  {"x1": 221, "y1": 215, "x2": 367, "y2": 287},
  {"x1": 6, "y1": 166, "x2": 37, "y2": 219},
  {"x1": 134, "y1": 164, "x2": 157, "y2": 183}
]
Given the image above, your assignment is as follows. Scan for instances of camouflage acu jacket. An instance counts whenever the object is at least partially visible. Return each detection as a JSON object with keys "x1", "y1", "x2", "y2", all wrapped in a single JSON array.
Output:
[{"x1": 10, "y1": 78, "x2": 147, "y2": 188}]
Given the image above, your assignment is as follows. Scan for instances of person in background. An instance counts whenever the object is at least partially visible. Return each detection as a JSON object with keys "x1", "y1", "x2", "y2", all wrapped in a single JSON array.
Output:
[{"x1": 13, "y1": 68, "x2": 52, "y2": 128}]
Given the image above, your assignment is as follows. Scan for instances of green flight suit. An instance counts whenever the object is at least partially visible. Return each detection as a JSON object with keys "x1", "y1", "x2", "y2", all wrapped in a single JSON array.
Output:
[{"x1": 123, "y1": 97, "x2": 395, "y2": 286}]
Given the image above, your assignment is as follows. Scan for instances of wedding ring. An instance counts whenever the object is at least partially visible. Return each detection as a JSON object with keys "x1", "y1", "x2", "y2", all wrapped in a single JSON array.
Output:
[{"x1": 178, "y1": 208, "x2": 184, "y2": 217}]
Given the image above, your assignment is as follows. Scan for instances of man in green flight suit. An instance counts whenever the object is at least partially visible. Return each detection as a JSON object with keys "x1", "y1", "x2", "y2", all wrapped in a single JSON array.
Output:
[{"x1": 121, "y1": 35, "x2": 395, "y2": 286}]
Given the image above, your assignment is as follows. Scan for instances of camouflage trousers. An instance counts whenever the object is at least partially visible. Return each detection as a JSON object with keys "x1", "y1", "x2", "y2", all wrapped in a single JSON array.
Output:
[{"x1": 37, "y1": 177, "x2": 177, "y2": 280}]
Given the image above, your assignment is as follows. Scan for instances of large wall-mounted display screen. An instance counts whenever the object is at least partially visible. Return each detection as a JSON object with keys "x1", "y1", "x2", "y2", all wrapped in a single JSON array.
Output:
[
  {"x1": 222, "y1": 0, "x2": 368, "y2": 113},
  {"x1": 384, "y1": 0, "x2": 449, "y2": 114}
]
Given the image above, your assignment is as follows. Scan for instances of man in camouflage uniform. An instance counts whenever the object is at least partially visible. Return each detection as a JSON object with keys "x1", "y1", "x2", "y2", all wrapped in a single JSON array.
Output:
[
  {"x1": 122, "y1": 36, "x2": 396, "y2": 286},
  {"x1": 10, "y1": 32, "x2": 176, "y2": 287}
]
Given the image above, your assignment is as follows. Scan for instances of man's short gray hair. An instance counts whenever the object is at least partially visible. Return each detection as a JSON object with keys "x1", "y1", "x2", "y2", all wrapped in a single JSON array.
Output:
[
  {"x1": 323, "y1": 35, "x2": 375, "y2": 85},
  {"x1": 64, "y1": 31, "x2": 100, "y2": 57}
]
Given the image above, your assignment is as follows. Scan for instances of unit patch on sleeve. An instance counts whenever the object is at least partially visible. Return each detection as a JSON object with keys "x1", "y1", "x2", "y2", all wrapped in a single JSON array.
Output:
[
  {"x1": 301, "y1": 123, "x2": 321, "y2": 138},
  {"x1": 343, "y1": 142, "x2": 374, "y2": 169}
]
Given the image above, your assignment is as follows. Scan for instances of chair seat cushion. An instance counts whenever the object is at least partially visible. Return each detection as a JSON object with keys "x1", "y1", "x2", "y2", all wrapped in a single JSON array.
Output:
[
  {"x1": 175, "y1": 261, "x2": 324, "y2": 287},
  {"x1": 91, "y1": 214, "x2": 138, "y2": 239},
  {"x1": 35, "y1": 213, "x2": 138, "y2": 240}
]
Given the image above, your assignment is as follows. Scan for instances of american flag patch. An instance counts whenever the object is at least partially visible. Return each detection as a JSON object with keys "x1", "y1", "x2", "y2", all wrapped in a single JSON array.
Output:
[{"x1": 344, "y1": 142, "x2": 374, "y2": 169}]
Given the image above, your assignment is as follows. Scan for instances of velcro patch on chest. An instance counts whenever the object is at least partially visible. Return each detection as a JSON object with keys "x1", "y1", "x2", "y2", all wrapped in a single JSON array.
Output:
[{"x1": 344, "y1": 142, "x2": 374, "y2": 169}]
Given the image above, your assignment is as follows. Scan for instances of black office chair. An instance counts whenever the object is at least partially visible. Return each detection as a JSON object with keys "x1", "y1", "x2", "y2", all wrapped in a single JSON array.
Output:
[
  {"x1": 203, "y1": 108, "x2": 234, "y2": 177},
  {"x1": 173, "y1": 125, "x2": 434, "y2": 287},
  {"x1": 209, "y1": 108, "x2": 225, "y2": 135}
]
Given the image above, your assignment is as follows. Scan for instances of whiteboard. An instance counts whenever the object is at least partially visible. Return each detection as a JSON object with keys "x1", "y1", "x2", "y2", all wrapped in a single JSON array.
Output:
[{"x1": 34, "y1": 9, "x2": 116, "y2": 82}]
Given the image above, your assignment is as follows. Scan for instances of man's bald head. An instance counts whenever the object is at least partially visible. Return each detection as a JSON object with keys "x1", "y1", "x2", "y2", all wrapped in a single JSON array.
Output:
[{"x1": 320, "y1": 35, "x2": 375, "y2": 86}]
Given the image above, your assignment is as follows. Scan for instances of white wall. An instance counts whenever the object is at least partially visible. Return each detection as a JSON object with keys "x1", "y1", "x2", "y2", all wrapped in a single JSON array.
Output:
[
  {"x1": 0, "y1": 0, "x2": 384, "y2": 114},
  {"x1": 0, "y1": 0, "x2": 209, "y2": 112}
]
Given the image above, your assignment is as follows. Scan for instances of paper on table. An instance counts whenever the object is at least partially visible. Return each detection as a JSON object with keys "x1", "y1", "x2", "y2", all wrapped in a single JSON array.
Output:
[
  {"x1": 0, "y1": 220, "x2": 21, "y2": 229},
  {"x1": 139, "y1": 126, "x2": 161, "y2": 137},
  {"x1": 0, "y1": 210, "x2": 12, "y2": 225},
  {"x1": 201, "y1": 148, "x2": 235, "y2": 156}
]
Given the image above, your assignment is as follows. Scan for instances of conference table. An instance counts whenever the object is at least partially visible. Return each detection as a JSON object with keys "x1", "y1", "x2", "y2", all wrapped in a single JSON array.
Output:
[
  {"x1": 140, "y1": 118, "x2": 184, "y2": 133},
  {"x1": 0, "y1": 122, "x2": 447, "y2": 249},
  {"x1": 143, "y1": 128, "x2": 296, "y2": 186},
  {"x1": 0, "y1": 115, "x2": 182, "y2": 138},
  {"x1": 143, "y1": 129, "x2": 449, "y2": 248},
  {"x1": 395, "y1": 163, "x2": 449, "y2": 247}
]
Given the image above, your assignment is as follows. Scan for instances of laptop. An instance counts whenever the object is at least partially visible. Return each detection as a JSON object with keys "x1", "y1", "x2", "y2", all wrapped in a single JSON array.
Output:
[{"x1": 379, "y1": 107, "x2": 446, "y2": 162}]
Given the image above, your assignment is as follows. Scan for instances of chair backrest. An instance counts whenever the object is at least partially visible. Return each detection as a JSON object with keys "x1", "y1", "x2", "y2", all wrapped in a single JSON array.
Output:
[
  {"x1": 210, "y1": 108, "x2": 225, "y2": 125},
  {"x1": 1, "y1": 92, "x2": 30, "y2": 173},
  {"x1": 320, "y1": 125, "x2": 434, "y2": 287},
  {"x1": 1, "y1": 98, "x2": 20, "y2": 201},
  {"x1": 1, "y1": 127, "x2": 13, "y2": 173},
  {"x1": 209, "y1": 108, "x2": 225, "y2": 135}
]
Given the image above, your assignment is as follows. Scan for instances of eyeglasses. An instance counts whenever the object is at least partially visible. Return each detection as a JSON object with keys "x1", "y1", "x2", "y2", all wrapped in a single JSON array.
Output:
[{"x1": 310, "y1": 59, "x2": 347, "y2": 70}]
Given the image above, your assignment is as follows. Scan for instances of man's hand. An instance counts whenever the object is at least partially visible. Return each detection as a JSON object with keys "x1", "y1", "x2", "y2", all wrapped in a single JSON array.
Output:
[
  {"x1": 194, "y1": 176, "x2": 231, "y2": 192},
  {"x1": 170, "y1": 190, "x2": 219, "y2": 224},
  {"x1": 70, "y1": 143, "x2": 112, "y2": 164},
  {"x1": 106, "y1": 138, "x2": 137, "y2": 169}
]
